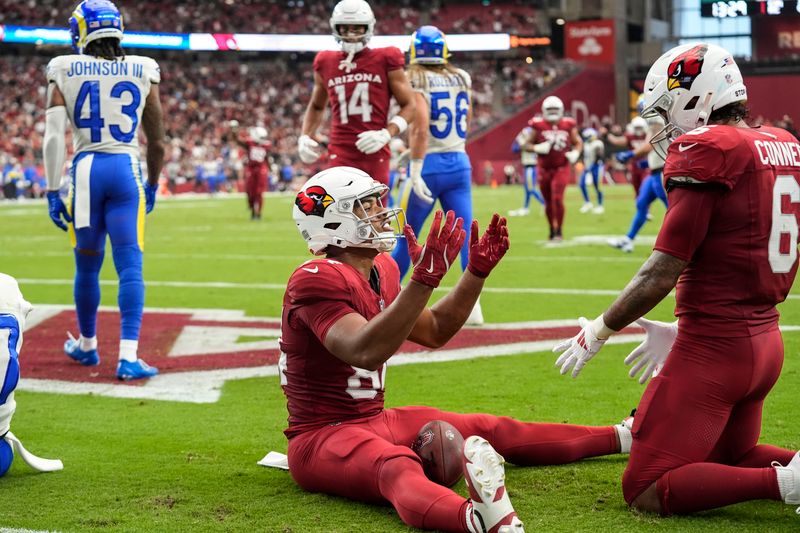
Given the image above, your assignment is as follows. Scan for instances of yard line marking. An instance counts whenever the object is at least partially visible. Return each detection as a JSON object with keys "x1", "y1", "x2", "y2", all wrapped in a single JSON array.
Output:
[
  {"x1": 15, "y1": 278, "x2": 800, "y2": 299},
  {"x1": 18, "y1": 325, "x2": 799, "y2": 403},
  {"x1": 0, "y1": 250, "x2": 645, "y2": 263}
]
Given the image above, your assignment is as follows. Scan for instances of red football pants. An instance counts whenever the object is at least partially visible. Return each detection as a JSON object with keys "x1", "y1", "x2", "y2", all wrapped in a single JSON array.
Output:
[
  {"x1": 538, "y1": 165, "x2": 570, "y2": 231},
  {"x1": 630, "y1": 163, "x2": 647, "y2": 197},
  {"x1": 245, "y1": 169, "x2": 267, "y2": 213},
  {"x1": 622, "y1": 326, "x2": 794, "y2": 514},
  {"x1": 288, "y1": 406, "x2": 618, "y2": 531},
  {"x1": 327, "y1": 144, "x2": 390, "y2": 186}
]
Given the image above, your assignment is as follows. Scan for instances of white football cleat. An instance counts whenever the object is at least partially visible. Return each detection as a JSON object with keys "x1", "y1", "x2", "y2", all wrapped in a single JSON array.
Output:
[
  {"x1": 773, "y1": 451, "x2": 800, "y2": 509},
  {"x1": 466, "y1": 299, "x2": 484, "y2": 326},
  {"x1": 592, "y1": 205, "x2": 605, "y2": 215},
  {"x1": 579, "y1": 202, "x2": 593, "y2": 213},
  {"x1": 463, "y1": 436, "x2": 524, "y2": 533},
  {"x1": 507, "y1": 208, "x2": 529, "y2": 217},
  {"x1": 607, "y1": 236, "x2": 634, "y2": 253}
]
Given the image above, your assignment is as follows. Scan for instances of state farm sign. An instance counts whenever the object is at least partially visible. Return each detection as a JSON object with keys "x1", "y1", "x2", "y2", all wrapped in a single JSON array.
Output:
[{"x1": 564, "y1": 19, "x2": 615, "y2": 64}]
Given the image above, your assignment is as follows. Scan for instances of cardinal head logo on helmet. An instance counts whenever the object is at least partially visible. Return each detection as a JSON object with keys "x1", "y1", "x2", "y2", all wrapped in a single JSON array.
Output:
[
  {"x1": 667, "y1": 44, "x2": 707, "y2": 91},
  {"x1": 295, "y1": 186, "x2": 334, "y2": 217}
]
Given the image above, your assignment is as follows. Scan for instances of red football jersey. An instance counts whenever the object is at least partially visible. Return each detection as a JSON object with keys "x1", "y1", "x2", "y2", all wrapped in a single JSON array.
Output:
[
  {"x1": 528, "y1": 116, "x2": 577, "y2": 168},
  {"x1": 279, "y1": 253, "x2": 402, "y2": 438},
  {"x1": 313, "y1": 47, "x2": 405, "y2": 159},
  {"x1": 244, "y1": 140, "x2": 271, "y2": 171},
  {"x1": 656, "y1": 125, "x2": 800, "y2": 336}
]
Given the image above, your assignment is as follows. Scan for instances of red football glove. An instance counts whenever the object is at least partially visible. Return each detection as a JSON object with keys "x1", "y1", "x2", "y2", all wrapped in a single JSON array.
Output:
[
  {"x1": 405, "y1": 210, "x2": 466, "y2": 288},
  {"x1": 467, "y1": 214, "x2": 509, "y2": 278}
]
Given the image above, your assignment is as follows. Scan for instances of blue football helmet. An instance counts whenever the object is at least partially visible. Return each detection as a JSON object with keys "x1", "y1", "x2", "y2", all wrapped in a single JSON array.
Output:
[
  {"x1": 69, "y1": 0, "x2": 124, "y2": 54},
  {"x1": 410, "y1": 25, "x2": 449, "y2": 65},
  {"x1": 582, "y1": 128, "x2": 598, "y2": 141},
  {"x1": 636, "y1": 93, "x2": 645, "y2": 114}
]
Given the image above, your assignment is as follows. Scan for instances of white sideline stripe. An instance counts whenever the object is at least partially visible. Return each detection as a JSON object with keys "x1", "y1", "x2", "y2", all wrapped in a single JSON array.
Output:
[
  {"x1": 21, "y1": 327, "x2": 800, "y2": 404},
  {"x1": 15, "y1": 305, "x2": 800, "y2": 403},
  {"x1": 17, "y1": 335, "x2": 646, "y2": 403},
  {"x1": 2, "y1": 250, "x2": 645, "y2": 264},
  {"x1": 15, "y1": 278, "x2": 800, "y2": 299}
]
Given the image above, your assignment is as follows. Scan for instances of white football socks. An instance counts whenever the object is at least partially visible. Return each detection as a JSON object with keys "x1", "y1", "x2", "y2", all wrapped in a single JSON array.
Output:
[
  {"x1": 119, "y1": 340, "x2": 138, "y2": 362},
  {"x1": 79, "y1": 335, "x2": 97, "y2": 352}
]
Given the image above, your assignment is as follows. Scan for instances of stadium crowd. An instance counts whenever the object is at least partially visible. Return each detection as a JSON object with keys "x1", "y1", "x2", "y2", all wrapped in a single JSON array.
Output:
[
  {"x1": 0, "y1": 51, "x2": 574, "y2": 198},
  {"x1": 0, "y1": 0, "x2": 537, "y2": 35}
]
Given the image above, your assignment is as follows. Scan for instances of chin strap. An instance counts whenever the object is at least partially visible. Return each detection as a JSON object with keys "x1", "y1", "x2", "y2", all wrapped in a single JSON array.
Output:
[{"x1": 338, "y1": 49, "x2": 357, "y2": 73}]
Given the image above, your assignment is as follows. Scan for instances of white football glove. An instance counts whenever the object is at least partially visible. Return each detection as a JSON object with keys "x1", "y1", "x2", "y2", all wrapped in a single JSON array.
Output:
[
  {"x1": 566, "y1": 149, "x2": 580, "y2": 164},
  {"x1": 624, "y1": 318, "x2": 678, "y2": 384},
  {"x1": 409, "y1": 159, "x2": 433, "y2": 204},
  {"x1": 552, "y1": 316, "x2": 613, "y2": 378},
  {"x1": 532, "y1": 141, "x2": 552, "y2": 155},
  {"x1": 297, "y1": 134, "x2": 321, "y2": 164},
  {"x1": 356, "y1": 128, "x2": 391, "y2": 155}
]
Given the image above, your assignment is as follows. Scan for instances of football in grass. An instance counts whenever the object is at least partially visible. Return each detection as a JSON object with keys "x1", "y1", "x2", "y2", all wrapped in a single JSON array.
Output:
[{"x1": 411, "y1": 420, "x2": 465, "y2": 487}]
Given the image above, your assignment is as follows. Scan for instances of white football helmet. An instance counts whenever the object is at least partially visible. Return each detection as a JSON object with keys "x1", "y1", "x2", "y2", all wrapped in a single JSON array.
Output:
[
  {"x1": 630, "y1": 116, "x2": 648, "y2": 136},
  {"x1": 293, "y1": 166, "x2": 403, "y2": 255},
  {"x1": 249, "y1": 126, "x2": 268, "y2": 144},
  {"x1": 641, "y1": 42, "x2": 746, "y2": 158},
  {"x1": 330, "y1": 0, "x2": 375, "y2": 55},
  {"x1": 542, "y1": 96, "x2": 564, "y2": 123}
]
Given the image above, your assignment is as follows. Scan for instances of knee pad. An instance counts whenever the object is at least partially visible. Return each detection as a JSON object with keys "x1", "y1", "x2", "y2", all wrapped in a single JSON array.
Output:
[
  {"x1": 74, "y1": 249, "x2": 104, "y2": 276},
  {"x1": 0, "y1": 438, "x2": 13, "y2": 477}
]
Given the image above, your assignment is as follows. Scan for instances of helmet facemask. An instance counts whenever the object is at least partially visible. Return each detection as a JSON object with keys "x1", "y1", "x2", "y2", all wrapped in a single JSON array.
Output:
[
  {"x1": 348, "y1": 191, "x2": 404, "y2": 253},
  {"x1": 642, "y1": 92, "x2": 686, "y2": 160}
]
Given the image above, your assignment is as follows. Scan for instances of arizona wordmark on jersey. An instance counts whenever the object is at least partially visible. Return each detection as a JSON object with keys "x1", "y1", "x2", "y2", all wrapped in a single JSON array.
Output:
[
  {"x1": 314, "y1": 47, "x2": 404, "y2": 153},
  {"x1": 47, "y1": 54, "x2": 160, "y2": 157}
]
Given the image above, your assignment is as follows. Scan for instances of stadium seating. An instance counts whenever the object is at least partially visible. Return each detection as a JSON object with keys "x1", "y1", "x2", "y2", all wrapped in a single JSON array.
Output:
[{"x1": 0, "y1": 1, "x2": 538, "y2": 35}]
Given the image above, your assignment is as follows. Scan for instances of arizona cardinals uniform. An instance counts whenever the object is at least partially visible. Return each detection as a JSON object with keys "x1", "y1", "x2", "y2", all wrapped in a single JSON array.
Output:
[
  {"x1": 313, "y1": 47, "x2": 405, "y2": 184},
  {"x1": 279, "y1": 254, "x2": 620, "y2": 529},
  {"x1": 622, "y1": 124, "x2": 800, "y2": 512},
  {"x1": 528, "y1": 116, "x2": 578, "y2": 233}
]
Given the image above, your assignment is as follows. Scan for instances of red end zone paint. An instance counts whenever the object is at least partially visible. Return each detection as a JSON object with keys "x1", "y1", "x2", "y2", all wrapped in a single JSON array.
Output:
[{"x1": 23, "y1": 309, "x2": 597, "y2": 385}]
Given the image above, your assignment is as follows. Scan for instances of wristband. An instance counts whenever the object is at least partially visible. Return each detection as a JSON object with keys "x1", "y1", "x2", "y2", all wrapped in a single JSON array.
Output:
[
  {"x1": 389, "y1": 116, "x2": 408, "y2": 135},
  {"x1": 592, "y1": 314, "x2": 617, "y2": 340}
]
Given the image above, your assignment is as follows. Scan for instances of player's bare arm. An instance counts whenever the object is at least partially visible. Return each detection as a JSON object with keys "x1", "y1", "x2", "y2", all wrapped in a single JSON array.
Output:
[
  {"x1": 323, "y1": 280, "x2": 436, "y2": 371},
  {"x1": 46, "y1": 82, "x2": 66, "y2": 109},
  {"x1": 605, "y1": 131, "x2": 631, "y2": 147},
  {"x1": 408, "y1": 270, "x2": 484, "y2": 348},
  {"x1": 141, "y1": 85, "x2": 165, "y2": 186},
  {"x1": 570, "y1": 127, "x2": 583, "y2": 153},
  {"x1": 602, "y1": 251, "x2": 687, "y2": 330},
  {"x1": 387, "y1": 69, "x2": 416, "y2": 137},
  {"x1": 301, "y1": 72, "x2": 329, "y2": 138},
  {"x1": 410, "y1": 214, "x2": 509, "y2": 347},
  {"x1": 408, "y1": 91, "x2": 429, "y2": 160}
]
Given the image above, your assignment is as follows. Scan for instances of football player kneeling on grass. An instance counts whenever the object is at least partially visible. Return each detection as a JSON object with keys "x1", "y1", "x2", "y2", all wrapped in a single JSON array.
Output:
[
  {"x1": 553, "y1": 43, "x2": 800, "y2": 516},
  {"x1": 280, "y1": 166, "x2": 633, "y2": 532},
  {"x1": 0, "y1": 274, "x2": 64, "y2": 477}
]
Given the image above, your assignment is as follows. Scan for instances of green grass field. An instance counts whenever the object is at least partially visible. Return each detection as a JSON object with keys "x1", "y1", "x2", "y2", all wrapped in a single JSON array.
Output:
[{"x1": 0, "y1": 184, "x2": 798, "y2": 532}]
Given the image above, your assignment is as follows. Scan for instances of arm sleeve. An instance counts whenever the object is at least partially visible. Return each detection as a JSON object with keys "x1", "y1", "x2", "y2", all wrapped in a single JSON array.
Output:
[
  {"x1": 43, "y1": 106, "x2": 68, "y2": 191},
  {"x1": 653, "y1": 187, "x2": 721, "y2": 261}
]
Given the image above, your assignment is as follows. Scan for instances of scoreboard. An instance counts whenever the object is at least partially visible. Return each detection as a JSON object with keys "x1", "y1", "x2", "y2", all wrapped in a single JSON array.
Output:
[{"x1": 701, "y1": 0, "x2": 800, "y2": 17}]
